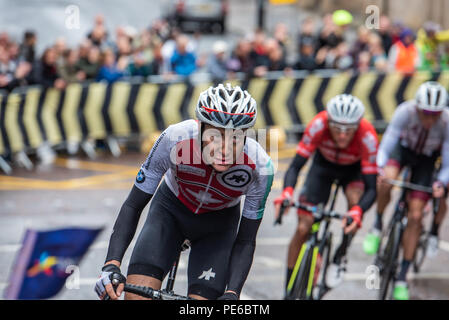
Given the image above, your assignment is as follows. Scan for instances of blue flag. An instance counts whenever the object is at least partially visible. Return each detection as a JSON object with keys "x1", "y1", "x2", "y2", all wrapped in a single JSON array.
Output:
[{"x1": 4, "y1": 227, "x2": 102, "y2": 299}]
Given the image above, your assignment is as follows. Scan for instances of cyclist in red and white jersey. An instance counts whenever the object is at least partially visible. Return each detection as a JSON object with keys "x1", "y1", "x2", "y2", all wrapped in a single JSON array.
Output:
[
  {"x1": 95, "y1": 84, "x2": 274, "y2": 300},
  {"x1": 273, "y1": 94, "x2": 379, "y2": 295},
  {"x1": 364, "y1": 81, "x2": 449, "y2": 300}
]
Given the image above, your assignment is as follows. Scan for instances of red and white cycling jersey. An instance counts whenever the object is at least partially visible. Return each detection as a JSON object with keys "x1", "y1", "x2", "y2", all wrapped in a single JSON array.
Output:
[
  {"x1": 296, "y1": 111, "x2": 379, "y2": 175},
  {"x1": 134, "y1": 120, "x2": 274, "y2": 220}
]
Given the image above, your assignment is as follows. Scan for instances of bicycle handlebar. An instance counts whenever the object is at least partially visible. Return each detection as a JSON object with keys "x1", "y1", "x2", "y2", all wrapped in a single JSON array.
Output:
[
  {"x1": 274, "y1": 201, "x2": 351, "y2": 225},
  {"x1": 122, "y1": 283, "x2": 194, "y2": 300},
  {"x1": 385, "y1": 179, "x2": 433, "y2": 194}
]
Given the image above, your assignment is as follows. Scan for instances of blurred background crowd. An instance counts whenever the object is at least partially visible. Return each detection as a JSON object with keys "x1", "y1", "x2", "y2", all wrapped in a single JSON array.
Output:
[{"x1": 1, "y1": 11, "x2": 449, "y2": 92}]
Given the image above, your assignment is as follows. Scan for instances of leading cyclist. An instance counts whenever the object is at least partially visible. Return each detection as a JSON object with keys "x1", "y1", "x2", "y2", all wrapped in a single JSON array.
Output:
[
  {"x1": 363, "y1": 81, "x2": 449, "y2": 300},
  {"x1": 94, "y1": 83, "x2": 274, "y2": 300},
  {"x1": 274, "y1": 94, "x2": 378, "y2": 296}
]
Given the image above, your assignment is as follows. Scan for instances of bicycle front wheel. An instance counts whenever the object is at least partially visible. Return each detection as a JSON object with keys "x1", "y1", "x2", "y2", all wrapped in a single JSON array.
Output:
[
  {"x1": 315, "y1": 233, "x2": 332, "y2": 300},
  {"x1": 378, "y1": 222, "x2": 402, "y2": 300},
  {"x1": 287, "y1": 244, "x2": 313, "y2": 300}
]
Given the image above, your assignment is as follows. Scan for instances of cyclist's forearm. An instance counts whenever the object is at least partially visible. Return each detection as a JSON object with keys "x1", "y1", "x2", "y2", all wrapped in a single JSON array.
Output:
[
  {"x1": 357, "y1": 174, "x2": 377, "y2": 212},
  {"x1": 105, "y1": 185, "x2": 152, "y2": 263},
  {"x1": 226, "y1": 217, "x2": 261, "y2": 297},
  {"x1": 283, "y1": 154, "x2": 308, "y2": 189}
]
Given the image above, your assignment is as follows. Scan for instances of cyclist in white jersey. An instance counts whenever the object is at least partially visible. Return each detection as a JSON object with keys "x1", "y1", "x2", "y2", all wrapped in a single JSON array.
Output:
[
  {"x1": 94, "y1": 84, "x2": 274, "y2": 300},
  {"x1": 364, "y1": 81, "x2": 449, "y2": 300}
]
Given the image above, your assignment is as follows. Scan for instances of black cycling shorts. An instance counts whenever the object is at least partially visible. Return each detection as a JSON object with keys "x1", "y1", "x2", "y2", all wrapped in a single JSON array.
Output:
[
  {"x1": 127, "y1": 180, "x2": 240, "y2": 299},
  {"x1": 298, "y1": 151, "x2": 364, "y2": 213},
  {"x1": 386, "y1": 143, "x2": 440, "y2": 201}
]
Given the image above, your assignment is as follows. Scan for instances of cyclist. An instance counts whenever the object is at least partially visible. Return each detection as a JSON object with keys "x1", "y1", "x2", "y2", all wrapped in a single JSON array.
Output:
[
  {"x1": 274, "y1": 94, "x2": 378, "y2": 295},
  {"x1": 94, "y1": 83, "x2": 274, "y2": 300},
  {"x1": 364, "y1": 81, "x2": 449, "y2": 300}
]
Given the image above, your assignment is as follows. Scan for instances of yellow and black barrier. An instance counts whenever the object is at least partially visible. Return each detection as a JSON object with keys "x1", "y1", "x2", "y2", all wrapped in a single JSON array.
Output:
[{"x1": 1, "y1": 70, "x2": 449, "y2": 160}]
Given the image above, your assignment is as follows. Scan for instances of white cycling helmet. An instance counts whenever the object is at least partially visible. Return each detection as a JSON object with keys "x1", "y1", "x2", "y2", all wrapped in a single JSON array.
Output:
[
  {"x1": 415, "y1": 81, "x2": 448, "y2": 112},
  {"x1": 196, "y1": 83, "x2": 257, "y2": 129},
  {"x1": 326, "y1": 94, "x2": 365, "y2": 125}
]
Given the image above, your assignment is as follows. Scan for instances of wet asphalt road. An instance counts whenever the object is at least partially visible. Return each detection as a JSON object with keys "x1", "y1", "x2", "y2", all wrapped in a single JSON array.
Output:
[{"x1": 1, "y1": 147, "x2": 449, "y2": 300}]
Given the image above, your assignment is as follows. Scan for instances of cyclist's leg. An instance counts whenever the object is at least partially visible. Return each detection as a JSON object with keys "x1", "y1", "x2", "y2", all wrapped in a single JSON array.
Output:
[
  {"x1": 376, "y1": 164, "x2": 401, "y2": 221},
  {"x1": 331, "y1": 177, "x2": 364, "y2": 264},
  {"x1": 399, "y1": 155, "x2": 435, "y2": 282},
  {"x1": 125, "y1": 181, "x2": 186, "y2": 300},
  {"x1": 364, "y1": 146, "x2": 403, "y2": 255},
  {"x1": 184, "y1": 204, "x2": 241, "y2": 300}
]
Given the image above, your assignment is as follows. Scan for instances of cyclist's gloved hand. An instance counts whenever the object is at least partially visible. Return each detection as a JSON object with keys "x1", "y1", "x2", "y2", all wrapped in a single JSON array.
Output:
[
  {"x1": 95, "y1": 264, "x2": 126, "y2": 300},
  {"x1": 274, "y1": 187, "x2": 293, "y2": 206},
  {"x1": 432, "y1": 181, "x2": 446, "y2": 199},
  {"x1": 217, "y1": 291, "x2": 239, "y2": 300},
  {"x1": 343, "y1": 205, "x2": 362, "y2": 234}
]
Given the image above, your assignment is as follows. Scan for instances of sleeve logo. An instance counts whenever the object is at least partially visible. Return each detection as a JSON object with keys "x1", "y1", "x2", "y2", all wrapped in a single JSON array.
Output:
[{"x1": 136, "y1": 169, "x2": 146, "y2": 183}]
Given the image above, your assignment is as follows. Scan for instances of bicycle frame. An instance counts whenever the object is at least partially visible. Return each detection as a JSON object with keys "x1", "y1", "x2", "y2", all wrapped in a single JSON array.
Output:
[{"x1": 286, "y1": 182, "x2": 342, "y2": 300}]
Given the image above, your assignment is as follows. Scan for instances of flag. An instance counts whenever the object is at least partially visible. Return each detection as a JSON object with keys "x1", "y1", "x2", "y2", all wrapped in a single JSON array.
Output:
[{"x1": 4, "y1": 227, "x2": 102, "y2": 299}]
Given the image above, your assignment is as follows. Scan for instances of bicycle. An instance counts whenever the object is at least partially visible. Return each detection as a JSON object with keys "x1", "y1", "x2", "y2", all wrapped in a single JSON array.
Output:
[
  {"x1": 374, "y1": 171, "x2": 439, "y2": 300},
  {"x1": 109, "y1": 240, "x2": 194, "y2": 300},
  {"x1": 274, "y1": 182, "x2": 352, "y2": 300}
]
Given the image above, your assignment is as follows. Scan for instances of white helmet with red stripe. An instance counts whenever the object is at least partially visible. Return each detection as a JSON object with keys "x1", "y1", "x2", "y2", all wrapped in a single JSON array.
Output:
[{"x1": 196, "y1": 83, "x2": 257, "y2": 129}]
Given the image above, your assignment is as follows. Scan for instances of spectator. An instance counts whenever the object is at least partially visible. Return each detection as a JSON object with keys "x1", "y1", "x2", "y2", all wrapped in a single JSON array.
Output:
[
  {"x1": 267, "y1": 42, "x2": 289, "y2": 72},
  {"x1": 77, "y1": 45, "x2": 100, "y2": 80},
  {"x1": 294, "y1": 38, "x2": 317, "y2": 71},
  {"x1": 96, "y1": 48, "x2": 127, "y2": 83},
  {"x1": 19, "y1": 30, "x2": 37, "y2": 63},
  {"x1": 274, "y1": 23, "x2": 289, "y2": 63},
  {"x1": 0, "y1": 45, "x2": 17, "y2": 90},
  {"x1": 368, "y1": 33, "x2": 388, "y2": 71},
  {"x1": 326, "y1": 42, "x2": 353, "y2": 70},
  {"x1": 351, "y1": 26, "x2": 371, "y2": 65},
  {"x1": 161, "y1": 28, "x2": 181, "y2": 74},
  {"x1": 357, "y1": 51, "x2": 371, "y2": 72},
  {"x1": 53, "y1": 37, "x2": 67, "y2": 66},
  {"x1": 58, "y1": 49, "x2": 85, "y2": 83},
  {"x1": 88, "y1": 14, "x2": 109, "y2": 48},
  {"x1": 31, "y1": 47, "x2": 66, "y2": 89},
  {"x1": 226, "y1": 38, "x2": 254, "y2": 74},
  {"x1": 416, "y1": 21, "x2": 449, "y2": 71},
  {"x1": 388, "y1": 28, "x2": 419, "y2": 73},
  {"x1": 128, "y1": 49, "x2": 152, "y2": 77},
  {"x1": 250, "y1": 29, "x2": 268, "y2": 68},
  {"x1": 317, "y1": 14, "x2": 344, "y2": 50},
  {"x1": 377, "y1": 15, "x2": 393, "y2": 54},
  {"x1": 151, "y1": 41, "x2": 164, "y2": 75},
  {"x1": 170, "y1": 34, "x2": 197, "y2": 76},
  {"x1": 207, "y1": 40, "x2": 229, "y2": 84},
  {"x1": 297, "y1": 17, "x2": 317, "y2": 55}
]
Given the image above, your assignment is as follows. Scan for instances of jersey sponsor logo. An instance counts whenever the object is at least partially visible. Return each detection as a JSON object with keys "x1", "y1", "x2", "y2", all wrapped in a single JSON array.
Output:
[
  {"x1": 308, "y1": 118, "x2": 324, "y2": 138},
  {"x1": 302, "y1": 135, "x2": 311, "y2": 146},
  {"x1": 221, "y1": 169, "x2": 251, "y2": 188},
  {"x1": 185, "y1": 188, "x2": 223, "y2": 205},
  {"x1": 136, "y1": 169, "x2": 145, "y2": 183},
  {"x1": 362, "y1": 132, "x2": 377, "y2": 154},
  {"x1": 177, "y1": 164, "x2": 206, "y2": 177},
  {"x1": 198, "y1": 268, "x2": 216, "y2": 281}
]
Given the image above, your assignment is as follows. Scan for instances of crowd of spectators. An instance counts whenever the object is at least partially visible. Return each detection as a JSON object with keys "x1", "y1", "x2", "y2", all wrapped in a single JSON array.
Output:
[{"x1": 1, "y1": 12, "x2": 449, "y2": 92}]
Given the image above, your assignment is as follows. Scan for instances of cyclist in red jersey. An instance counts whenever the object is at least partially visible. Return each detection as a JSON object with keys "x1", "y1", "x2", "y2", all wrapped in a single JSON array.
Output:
[{"x1": 274, "y1": 94, "x2": 378, "y2": 295}]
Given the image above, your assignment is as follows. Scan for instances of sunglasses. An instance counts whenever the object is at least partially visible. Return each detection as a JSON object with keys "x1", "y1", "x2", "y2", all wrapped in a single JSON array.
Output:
[{"x1": 328, "y1": 121, "x2": 359, "y2": 133}]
